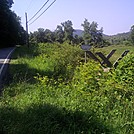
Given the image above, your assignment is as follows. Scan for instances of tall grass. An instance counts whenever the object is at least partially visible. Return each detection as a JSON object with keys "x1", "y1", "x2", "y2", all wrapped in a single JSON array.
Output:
[{"x1": 0, "y1": 43, "x2": 133, "y2": 134}]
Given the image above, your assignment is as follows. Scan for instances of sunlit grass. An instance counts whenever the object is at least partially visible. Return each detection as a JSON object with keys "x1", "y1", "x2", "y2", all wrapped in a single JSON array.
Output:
[{"x1": 95, "y1": 45, "x2": 134, "y2": 63}]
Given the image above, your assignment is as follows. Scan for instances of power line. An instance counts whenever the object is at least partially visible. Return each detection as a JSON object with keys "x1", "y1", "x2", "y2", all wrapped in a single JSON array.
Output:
[
  {"x1": 29, "y1": 0, "x2": 56, "y2": 26},
  {"x1": 28, "y1": 0, "x2": 49, "y2": 23}
]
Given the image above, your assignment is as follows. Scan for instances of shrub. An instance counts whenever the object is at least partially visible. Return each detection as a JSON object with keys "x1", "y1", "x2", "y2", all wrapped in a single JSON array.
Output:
[{"x1": 72, "y1": 60, "x2": 103, "y2": 93}]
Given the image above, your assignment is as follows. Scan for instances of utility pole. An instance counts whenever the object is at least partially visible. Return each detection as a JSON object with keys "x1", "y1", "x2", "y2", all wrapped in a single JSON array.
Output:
[{"x1": 25, "y1": 12, "x2": 29, "y2": 48}]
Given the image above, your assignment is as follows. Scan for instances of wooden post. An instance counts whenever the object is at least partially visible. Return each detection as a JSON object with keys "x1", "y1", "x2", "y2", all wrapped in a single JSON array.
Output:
[
  {"x1": 96, "y1": 52, "x2": 112, "y2": 67},
  {"x1": 86, "y1": 51, "x2": 100, "y2": 62},
  {"x1": 25, "y1": 12, "x2": 29, "y2": 48},
  {"x1": 101, "y1": 49, "x2": 116, "y2": 65},
  {"x1": 85, "y1": 51, "x2": 87, "y2": 63},
  {"x1": 113, "y1": 50, "x2": 129, "y2": 68}
]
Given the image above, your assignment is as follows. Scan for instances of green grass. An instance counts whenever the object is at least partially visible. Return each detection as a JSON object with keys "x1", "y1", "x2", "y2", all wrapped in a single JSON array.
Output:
[
  {"x1": 0, "y1": 43, "x2": 133, "y2": 134},
  {"x1": 94, "y1": 45, "x2": 134, "y2": 63}
]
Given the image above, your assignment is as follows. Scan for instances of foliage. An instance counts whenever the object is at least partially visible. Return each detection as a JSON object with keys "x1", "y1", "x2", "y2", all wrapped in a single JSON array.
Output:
[
  {"x1": 55, "y1": 25, "x2": 64, "y2": 43},
  {"x1": 29, "y1": 20, "x2": 133, "y2": 48},
  {"x1": 95, "y1": 44, "x2": 134, "y2": 64},
  {"x1": 30, "y1": 20, "x2": 75, "y2": 45},
  {"x1": 81, "y1": 19, "x2": 103, "y2": 47},
  {"x1": 9, "y1": 43, "x2": 82, "y2": 84},
  {"x1": 130, "y1": 25, "x2": 134, "y2": 45},
  {"x1": 0, "y1": 0, "x2": 26, "y2": 48},
  {"x1": 61, "y1": 20, "x2": 74, "y2": 43},
  {"x1": 7, "y1": 0, "x2": 14, "y2": 8},
  {"x1": 0, "y1": 43, "x2": 134, "y2": 134},
  {"x1": 72, "y1": 61, "x2": 103, "y2": 92},
  {"x1": 30, "y1": 19, "x2": 105, "y2": 46},
  {"x1": 103, "y1": 32, "x2": 131, "y2": 46},
  {"x1": 111, "y1": 53, "x2": 134, "y2": 88},
  {"x1": 81, "y1": 18, "x2": 91, "y2": 44}
]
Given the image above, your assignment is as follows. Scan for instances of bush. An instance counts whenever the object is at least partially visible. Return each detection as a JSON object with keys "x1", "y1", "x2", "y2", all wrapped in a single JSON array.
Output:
[
  {"x1": 72, "y1": 60, "x2": 103, "y2": 93},
  {"x1": 112, "y1": 53, "x2": 134, "y2": 88}
]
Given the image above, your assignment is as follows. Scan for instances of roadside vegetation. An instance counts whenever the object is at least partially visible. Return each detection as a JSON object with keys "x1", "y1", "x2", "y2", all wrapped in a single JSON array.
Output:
[{"x1": 0, "y1": 43, "x2": 134, "y2": 134}]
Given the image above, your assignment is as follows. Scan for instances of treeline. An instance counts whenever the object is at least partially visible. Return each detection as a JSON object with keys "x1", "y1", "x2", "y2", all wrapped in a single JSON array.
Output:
[
  {"x1": 103, "y1": 25, "x2": 134, "y2": 46},
  {"x1": 30, "y1": 19, "x2": 134, "y2": 47},
  {"x1": 29, "y1": 19, "x2": 110, "y2": 48},
  {"x1": 0, "y1": 0, "x2": 26, "y2": 48},
  {"x1": 103, "y1": 32, "x2": 132, "y2": 45}
]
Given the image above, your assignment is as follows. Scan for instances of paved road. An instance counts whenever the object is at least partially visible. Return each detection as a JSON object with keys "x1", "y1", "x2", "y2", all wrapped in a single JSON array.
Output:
[{"x1": 0, "y1": 47, "x2": 15, "y2": 88}]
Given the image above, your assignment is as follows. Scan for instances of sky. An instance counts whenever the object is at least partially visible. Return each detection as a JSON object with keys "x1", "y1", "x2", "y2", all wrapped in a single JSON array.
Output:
[{"x1": 12, "y1": 0, "x2": 134, "y2": 35}]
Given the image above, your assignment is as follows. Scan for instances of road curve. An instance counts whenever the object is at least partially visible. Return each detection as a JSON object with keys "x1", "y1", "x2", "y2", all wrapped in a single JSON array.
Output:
[{"x1": 0, "y1": 47, "x2": 15, "y2": 88}]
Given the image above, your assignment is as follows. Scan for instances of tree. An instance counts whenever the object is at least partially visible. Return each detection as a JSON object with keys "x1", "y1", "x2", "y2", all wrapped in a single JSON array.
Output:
[
  {"x1": 55, "y1": 25, "x2": 64, "y2": 43},
  {"x1": 7, "y1": 0, "x2": 14, "y2": 8},
  {"x1": 81, "y1": 19, "x2": 103, "y2": 47},
  {"x1": 130, "y1": 25, "x2": 134, "y2": 45},
  {"x1": 90, "y1": 22, "x2": 103, "y2": 47},
  {"x1": 29, "y1": 28, "x2": 55, "y2": 43},
  {"x1": 0, "y1": 0, "x2": 26, "y2": 48},
  {"x1": 29, "y1": 32, "x2": 37, "y2": 44},
  {"x1": 61, "y1": 20, "x2": 74, "y2": 43},
  {"x1": 81, "y1": 18, "x2": 91, "y2": 44},
  {"x1": 37, "y1": 28, "x2": 45, "y2": 43},
  {"x1": 73, "y1": 34, "x2": 84, "y2": 45},
  {"x1": 44, "y1": 29, "x2": 55, "y2": 43}
]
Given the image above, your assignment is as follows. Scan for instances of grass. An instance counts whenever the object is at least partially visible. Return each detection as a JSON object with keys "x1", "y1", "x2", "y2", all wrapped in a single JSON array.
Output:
[
  {"x1": 0, "y1": 43, "x2": 134, "y2": 134},
  {"x1": 94, "y1": 44, "x2": 134, "y2": 64}
]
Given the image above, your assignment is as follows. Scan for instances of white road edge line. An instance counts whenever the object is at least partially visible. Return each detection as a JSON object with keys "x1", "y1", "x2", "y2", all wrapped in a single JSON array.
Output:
[{"x1": 0, "y1": 47, "x2": 16, "y2": 76}]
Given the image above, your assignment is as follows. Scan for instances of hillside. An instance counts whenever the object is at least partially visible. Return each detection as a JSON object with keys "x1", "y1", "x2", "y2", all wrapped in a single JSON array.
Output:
[
  {"x1": 74, "y1": 29, "x2": 130, "y2": 41},
  {"x1": 103, "y1": 32, "x2": 130, "y2": 40}
]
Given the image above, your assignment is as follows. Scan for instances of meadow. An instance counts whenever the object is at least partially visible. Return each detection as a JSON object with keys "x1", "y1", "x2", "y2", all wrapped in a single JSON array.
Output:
[{"x1": 0, "y1": 43, "x2": 134, "y2": 134}]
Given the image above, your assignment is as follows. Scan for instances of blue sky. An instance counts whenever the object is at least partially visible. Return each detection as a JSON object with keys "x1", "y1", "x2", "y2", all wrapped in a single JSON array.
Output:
[{"x1": 12, "y1": 0, "x2": 134, "y2": 35}]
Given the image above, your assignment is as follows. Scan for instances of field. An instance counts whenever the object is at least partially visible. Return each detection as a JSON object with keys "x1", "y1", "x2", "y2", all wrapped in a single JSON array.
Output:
[
  {"x1": 94, "y1": 45, "x2": 134, "y2": 63},
  {"x1": 0, "y1": 43, "x2": 134, "y2": 134}
]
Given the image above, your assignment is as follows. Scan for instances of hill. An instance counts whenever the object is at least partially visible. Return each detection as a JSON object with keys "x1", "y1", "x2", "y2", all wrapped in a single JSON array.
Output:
[
  {"x1": 103, "y1": 32, "x2": 130, "y2": 40},
  {"x1": 74, "y1": 29, "x2": 130, "y2": 44}
]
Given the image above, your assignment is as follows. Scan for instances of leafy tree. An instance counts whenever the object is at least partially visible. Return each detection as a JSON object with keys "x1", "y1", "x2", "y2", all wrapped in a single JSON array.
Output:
[
  {"x1": 130, "y1": 25, "x2": 134, "y2": 45},
  {"x1": 37, "y1": 28, "x2": 45, "y2": 43},
  {"x1": 73, "y1": 34, "x2": 84, "y2": 45},
  {"x1": 81, "y1": 19, "x2": 103, "y2": 47},
  {"x1": 7, "y1": 0, "x2": 14, "y2": 8},
  {"x1": 0, "y1": 0, "x2": 26, "y2": 48},
  {"x1": 55, "y1": 25, "x2": 64, "y2": 43},
  {"x1": 44, "y1": 29, "x2": 55, "y2": 43},
  {"x1": 61, "y1": 20, "x2": 74, "y2": 43},
  {"x1": 81, "y1": 18, "x2": 91, "y2": 44},
  {"x1": 90, "y1": 22, "x2": 103, "y2": 47},
  {"x1": 29, "y1": 31, "x2": 38, "y2": 44},
  {"x1": 29, "y1": 28, "x2": 55, "y2": 44}
]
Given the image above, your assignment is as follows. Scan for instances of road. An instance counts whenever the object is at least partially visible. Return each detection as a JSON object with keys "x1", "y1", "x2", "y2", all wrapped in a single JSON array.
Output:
[{"x1": 0, "y1": 47, "x2": 15, "y2": 88}]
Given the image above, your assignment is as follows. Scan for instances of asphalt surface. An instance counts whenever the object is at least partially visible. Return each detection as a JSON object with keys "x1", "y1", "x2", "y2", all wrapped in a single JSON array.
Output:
[{"x1": 0, "y1": 47, "x2": 15, "y2": 89}]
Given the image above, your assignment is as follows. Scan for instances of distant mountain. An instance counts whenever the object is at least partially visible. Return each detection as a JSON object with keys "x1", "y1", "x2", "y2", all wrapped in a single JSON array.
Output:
[
  {"x1": 73, "y1": 29, "x2": 130, "y2": 42},
  {"x1": 73, "y1": 29, "x2": 83, "y2": 37},
  {"x1": 103, "y1": 32, "x2": 130, "y2": 44},
  {"x1": 103, "y1": 32, "x2": 130, "y2": 39}
]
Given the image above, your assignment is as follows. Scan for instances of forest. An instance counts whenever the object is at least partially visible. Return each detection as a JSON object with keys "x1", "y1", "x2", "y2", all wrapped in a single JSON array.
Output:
[{"x1": 0, "y1": 0, "x2": 134, "y2": 134}]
